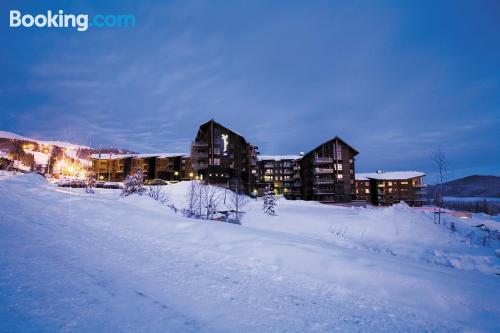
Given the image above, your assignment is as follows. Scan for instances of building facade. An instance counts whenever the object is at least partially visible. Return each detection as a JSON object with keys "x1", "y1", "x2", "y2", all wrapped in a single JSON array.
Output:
[
  {"x1": 190, "y1": 119, "x2": 258, "y2": 194},
  {"x1": 355, "y1": 171, "x2": 426, "y2": 206},
  {"x1": 91, "y1": 153, "x2": 191, "y2": 182},
  {"x1": 299, "y1": 137, "x2": 358, "y2": 203},
  {"x1": 255, "y1": 155, "x2": 301, "y2": 198}
]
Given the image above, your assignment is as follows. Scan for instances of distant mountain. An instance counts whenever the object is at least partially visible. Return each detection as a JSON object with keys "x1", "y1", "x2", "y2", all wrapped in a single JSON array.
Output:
[{"x1": 429, "y1": 175, "x2": 500, "y2": 198}]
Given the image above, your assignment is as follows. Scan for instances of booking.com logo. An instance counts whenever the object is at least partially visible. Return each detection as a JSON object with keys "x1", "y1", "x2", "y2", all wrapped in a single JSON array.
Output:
[{"x1": 9, "y1": 10, "x2": 135, "y2": 32}]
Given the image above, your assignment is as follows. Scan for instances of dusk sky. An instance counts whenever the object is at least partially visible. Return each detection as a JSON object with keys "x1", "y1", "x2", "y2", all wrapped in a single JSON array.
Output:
[{"x1": 1, "y1": 0, "x2": 499, "y2": 181}]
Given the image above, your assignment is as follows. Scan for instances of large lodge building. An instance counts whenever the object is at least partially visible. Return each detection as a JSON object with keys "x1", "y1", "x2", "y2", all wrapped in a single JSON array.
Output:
[{"x1": 90, "y1": 119, "x2": 426, "y2": 206}]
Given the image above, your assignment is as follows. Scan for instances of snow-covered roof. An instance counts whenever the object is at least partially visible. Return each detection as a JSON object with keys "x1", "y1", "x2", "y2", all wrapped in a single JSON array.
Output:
[
  {"x1": 258, "y1": 155, "x2": 302, "y2": 161},
  {"x1": 0, "y1": 131, "x2": 89, "y2": 150},
  {"x1": 356, "y1": 171, "x2": 425, "y2": 181},
  {"x1": 91, "y1": 153, "x2": 188, "y2": 160}
]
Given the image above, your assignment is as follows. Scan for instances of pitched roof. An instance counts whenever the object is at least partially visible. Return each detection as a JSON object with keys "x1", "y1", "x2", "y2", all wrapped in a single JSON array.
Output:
[
  {"x1": 356, "y1": 171, "x2": 426, "y2": 181},
  {"x1": 304, "y1": 136, "x2": 359, "y2": 157}
]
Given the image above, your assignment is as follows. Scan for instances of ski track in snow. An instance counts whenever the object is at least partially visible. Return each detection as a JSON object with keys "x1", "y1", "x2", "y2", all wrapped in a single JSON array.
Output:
[{"x1": 0, "y1": 174, "x2": 499, "y2": 332}]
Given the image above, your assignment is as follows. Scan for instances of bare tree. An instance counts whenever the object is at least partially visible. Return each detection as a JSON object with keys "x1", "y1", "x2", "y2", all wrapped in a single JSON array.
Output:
[
  {"x1": 185, "y1": 180, "x2": 199, "y2": 218},
  {"x1": 200, "y1": 184, "x2": 220, "y2": 220},
  {"x1": 229, "y1": 190, "x2": 249, "y2": 223},
  {"x1": 431, "y1": 147, "x2": 447, "y2": 224}
]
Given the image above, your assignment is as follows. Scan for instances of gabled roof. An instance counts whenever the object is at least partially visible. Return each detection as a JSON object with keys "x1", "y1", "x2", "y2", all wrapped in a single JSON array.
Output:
[
  {"x1": 305, "y1": 136, "x2": 359, "y2": 157},
  {"x1": 198, "y1": 119, "x2": 246, "y2": 142},
  {"x1": 356, "y1": 171, "x2": 425, "y2": 181}
]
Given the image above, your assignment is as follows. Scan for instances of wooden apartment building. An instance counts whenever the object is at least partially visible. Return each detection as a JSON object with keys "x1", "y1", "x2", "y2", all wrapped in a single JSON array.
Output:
[
  {"x1": 190, "y1": 119, "x2": 258, "y2": 194},
  {"x1": 254, "y1": 137, "x2": 359, "y2": 203},
  {"x1": 355, "y1": 171, "x2": 426, "y2": 206},
  {"x1": 256, "y1": 155, "x2": 301, "y2": 198},
  {"x1": 91, "y1": 153, "x2": 191, "y2": 182},
  {"x1": 298, "y1": 137, "x2": 358, "y2": 203}
]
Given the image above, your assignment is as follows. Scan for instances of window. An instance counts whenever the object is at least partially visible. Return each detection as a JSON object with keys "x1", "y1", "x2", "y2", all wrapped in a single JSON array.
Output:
[
  {"x1": 213, "y1": 158, "x2": 220, "y2": 166},
  {"x1": 337, "y1": 174, "x2": 343, "y2": 179},
  {"x1": 401, "y1": 181, "x2": 409, "y2": 185},
  {"x1": 388, "y1": 181, "x2": 393, "y2": 186},
  {"x1": 365, "y1": 182, "x2": 369, "y2": 186},
  {"x1": 365, "y1": 189, "x2": 370, "y2": 194}
]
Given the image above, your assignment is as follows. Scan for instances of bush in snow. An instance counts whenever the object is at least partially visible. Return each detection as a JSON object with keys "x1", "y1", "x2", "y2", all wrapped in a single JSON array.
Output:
[
  {"x1": 262, "y1": 190, "x2": 277, "y2": 216},
  {"x1": 147, "y1": 185, "x2": 169, "y2": 204},
  {"x1": 121, "y1": 170, "x2": 147, "y2": 197}
]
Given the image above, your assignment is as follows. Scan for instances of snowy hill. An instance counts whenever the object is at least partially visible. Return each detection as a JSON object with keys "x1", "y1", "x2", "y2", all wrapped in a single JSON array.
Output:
[
  {"x1": 0, "y1": 131, "x2": 91, "y2": 170},
  {"x1": 0, "y1": 131, "x2": 89, "y2": 150},
  {"x1": 1, "y1": 173, "x2": 499, "y2": 332},
  {"x1": 428, "y1": 175, "x2": 500, "y2": 198}
]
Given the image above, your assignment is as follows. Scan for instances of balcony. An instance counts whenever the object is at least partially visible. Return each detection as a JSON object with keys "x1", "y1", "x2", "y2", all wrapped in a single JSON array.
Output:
[
  {"x1": 192, "y1": 141, "x2": 208, "y2": 147},
  {"x1": 314, "y1": 190, "x2": 335, "y2": 195},
  {"x1": 264, "y1": 163, "x2": 275, "y2": 168},
  {"x1": 314, "y1": 168, "x2": 334, "y2": 174},
  {"x1": 191, "y1": 152, "x2": 209, "y2": 159},
  {"x1": 314, "y1": 157, "x2": 333, "y2": 164},
  {"x1": 314, "y1": 179, "x2": 335, "y2": 185},
  {"x1": 192, "y1": 162, "x2": 208, "y2": 170}
]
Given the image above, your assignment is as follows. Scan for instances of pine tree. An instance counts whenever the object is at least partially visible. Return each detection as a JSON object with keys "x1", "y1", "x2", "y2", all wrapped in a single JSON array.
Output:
[
  {"x1": 262, "y1": 189, "x2": 277, "y2": 216},
  {"x1": 121, "y1": 169, "x2": 146, "y2": 197}
]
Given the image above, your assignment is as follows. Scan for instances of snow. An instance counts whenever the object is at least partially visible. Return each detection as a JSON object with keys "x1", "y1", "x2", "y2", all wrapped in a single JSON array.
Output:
[
  {"x1": 258, "y1": 155, "x2": 302, "y2": 161},
  {"x1": 91, "y1": 153, "x2": 188, "y2": 160},
  {"x1": 0, "y1": 172, "x2": 499, "y2": 332},
  {"x1": 356, "y1": 171, "x2": 426, "y2": 181},
  {"x1": 0, "y1": 131, "x2": 89, "y2": 150}
]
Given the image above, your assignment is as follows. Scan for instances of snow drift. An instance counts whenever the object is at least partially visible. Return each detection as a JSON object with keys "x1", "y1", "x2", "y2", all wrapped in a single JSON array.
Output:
[{"x1": 0, "y1": 173, "x2": 499, "y2": 332}]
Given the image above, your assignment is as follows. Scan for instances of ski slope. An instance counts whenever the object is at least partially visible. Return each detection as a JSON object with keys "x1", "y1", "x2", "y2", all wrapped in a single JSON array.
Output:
[{"x1": 0, "y1": 173, "x2": 499, "y2": 332}]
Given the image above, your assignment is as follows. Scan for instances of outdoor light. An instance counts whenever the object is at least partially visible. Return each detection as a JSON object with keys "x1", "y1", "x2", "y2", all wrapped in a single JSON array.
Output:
[
  {"x1": 174, "y1": 171, "x2": 179, "y2": 176},
  {"x1": 189, "y1": 172, "x2": 194, "y2": 178}
]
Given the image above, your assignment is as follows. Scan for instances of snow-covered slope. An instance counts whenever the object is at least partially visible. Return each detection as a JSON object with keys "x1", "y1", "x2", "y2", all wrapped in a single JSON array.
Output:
[
  {"x1": 1, "y1": 173, "x2": 499, "y2": 332},
  {"x1": 0, "y1": 131, "x2": 89, "y2": 149},
  {"x1": 0, "y1": 131, "x2": 91, "y2": 168}
]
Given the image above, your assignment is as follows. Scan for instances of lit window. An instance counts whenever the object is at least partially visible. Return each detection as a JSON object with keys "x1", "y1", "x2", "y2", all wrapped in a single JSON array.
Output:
[
  {"x1": 365, "y1": 189, "x2": 370, "y2": 194},
  {"x1": 401, "y1": 181, "x2": 408, "y2": 185}
]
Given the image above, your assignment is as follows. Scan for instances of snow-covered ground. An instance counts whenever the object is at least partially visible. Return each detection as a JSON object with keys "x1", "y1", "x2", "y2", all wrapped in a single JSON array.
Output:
[{"x1": 1, "y1": 173, "x2": 499, "y2": 332}]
